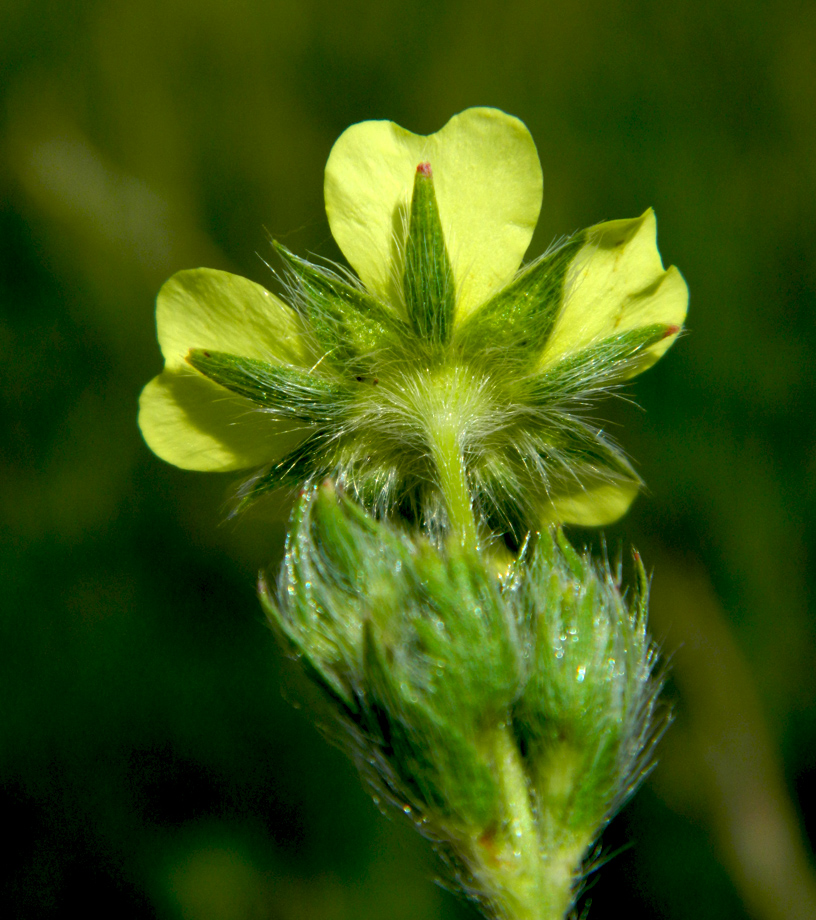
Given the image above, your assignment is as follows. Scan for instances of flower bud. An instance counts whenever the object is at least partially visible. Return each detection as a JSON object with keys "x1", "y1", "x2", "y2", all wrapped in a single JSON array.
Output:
[
  {"x1": 262, "y1": 484, "x2": 665, "y2": 920},
  {"x1": 509, "y1": 531, "x2": 664, "y2": 853}
]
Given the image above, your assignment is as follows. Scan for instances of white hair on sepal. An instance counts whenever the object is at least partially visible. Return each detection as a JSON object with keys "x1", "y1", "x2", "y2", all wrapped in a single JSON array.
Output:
[{"x1": 262, "y1": 254, "x2": 302, "y2": 313}]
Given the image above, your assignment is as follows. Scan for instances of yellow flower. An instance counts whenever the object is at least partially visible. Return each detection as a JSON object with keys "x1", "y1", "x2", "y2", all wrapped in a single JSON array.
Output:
[{"x1": 139, "y1": 108, "x2": 687, "y2": 539}]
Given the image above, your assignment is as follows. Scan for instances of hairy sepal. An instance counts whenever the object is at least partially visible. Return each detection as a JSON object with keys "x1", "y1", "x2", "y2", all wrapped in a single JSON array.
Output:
[
  {"x1": 529, "y1": 323, "x2": 678, "y2": 399},
  {"x1": 273, "y1": 241, "x2": 409, "y2": 371},
  {"x1": 186, "y1": 349, "x2": 350, "y2": 423},
  {"x1": 455, "y1": 233, "x2": 584, "y2": 369},
  {"x1": 403, "y1": 165, "x2": 456, "y2": 347}
]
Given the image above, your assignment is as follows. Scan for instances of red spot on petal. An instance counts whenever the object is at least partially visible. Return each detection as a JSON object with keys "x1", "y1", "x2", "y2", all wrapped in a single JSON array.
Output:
[
  {"x1": 663, "y1": 324, "x2": 681, "y2": 338},
  {"x1": 416, "y1": 161, "x2": 432, "y2": 177}
]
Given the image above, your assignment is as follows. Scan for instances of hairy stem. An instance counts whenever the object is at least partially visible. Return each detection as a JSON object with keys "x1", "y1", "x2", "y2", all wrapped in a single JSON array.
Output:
[
  {"x1": 428, "y1": 417, "x2": 478, "y2": 547},
  {"x1": 472, "y1": 725, "x2": 582, "y2": 920}
]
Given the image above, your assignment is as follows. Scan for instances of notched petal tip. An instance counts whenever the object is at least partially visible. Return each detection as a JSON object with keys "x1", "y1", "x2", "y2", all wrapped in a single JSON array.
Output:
[
  {"x1": 156, "y1": 267, "x2": 308, "y2": 370},
  {"x1": 325, "y1": 107, "x2": 542, "y2": 316}
]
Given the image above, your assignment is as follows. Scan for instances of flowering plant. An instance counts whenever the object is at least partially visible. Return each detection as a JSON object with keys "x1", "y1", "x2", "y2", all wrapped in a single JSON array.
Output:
[
  {"x1": 139, "y1": 107, "x2": 686, "y2": 544},
  {"x1": 139, "y1": 108, "x2": 686, "y2": 920}
]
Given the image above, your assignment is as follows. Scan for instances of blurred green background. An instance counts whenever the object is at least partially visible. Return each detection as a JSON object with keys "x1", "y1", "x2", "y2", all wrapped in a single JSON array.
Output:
[{"x1": 2, "y1": 1, "x2": 816, "y2": 918}]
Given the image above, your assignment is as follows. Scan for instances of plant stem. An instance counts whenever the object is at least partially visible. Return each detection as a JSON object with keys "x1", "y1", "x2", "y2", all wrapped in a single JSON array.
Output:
[
  {"x1": 426, "y1": 407, "x2": 478, "y2": 548},
  {"x1": 472, "y1": 725, "x2": 582, "y2": 920},
  {"x1": 434, "y1": 431, "x2": 477, "y2": 546},
  {"x1": 493, "y1": 723, "x2": 545, "y2": 919}
]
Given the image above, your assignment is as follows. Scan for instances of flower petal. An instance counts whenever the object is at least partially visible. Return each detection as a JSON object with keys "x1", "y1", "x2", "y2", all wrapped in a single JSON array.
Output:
[
  {"x1": 324, "y1": 107, "x2": 542, "y2": 319},
  {"x1": 540, "y1": 209, "x2": 688, "y2": 374},
  {"x1": 138, "y1": 369, "x2": 306, "y2": 471},
  {"x1": 157, "y1": 268, "x2": 308, "y2": 370},
  {"x1": 542, "y1": 480, "x2": 640, "y2": 527}
]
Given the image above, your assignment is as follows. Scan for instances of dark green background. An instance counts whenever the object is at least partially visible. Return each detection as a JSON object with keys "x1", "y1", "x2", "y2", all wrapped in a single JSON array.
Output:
[{"x1": 3, "y1": 2, "x2": 815, "y2": 918}]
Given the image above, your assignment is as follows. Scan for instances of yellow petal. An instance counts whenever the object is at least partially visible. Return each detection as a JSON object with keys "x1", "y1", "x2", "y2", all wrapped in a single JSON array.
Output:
[
  {"x1": 541, "y1": 209, "x2": 688, "y2": 373},
  {"x1": 324, "y1": 107, "x2": 542, "y2": 319},
  {"x1": 138, "y1": 369, "x2": 306, "y2": 472},
  {"x1": 542, "y1": 480, "x2": 640, "y2": 527},
  {"x1": 157, "y1": 268, "x2": 308, "y2": 370}
]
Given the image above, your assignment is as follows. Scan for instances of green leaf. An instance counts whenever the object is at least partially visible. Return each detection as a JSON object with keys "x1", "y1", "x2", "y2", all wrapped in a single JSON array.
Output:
[{"x1": 402, "y1": 164, "x2": 455, "y2": 346}]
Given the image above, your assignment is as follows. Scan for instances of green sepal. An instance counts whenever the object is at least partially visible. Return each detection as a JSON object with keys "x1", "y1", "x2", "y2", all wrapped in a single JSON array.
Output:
[
  {"x1": 186, "y1": 349, "x2": 350, "y2": 423},
  {"x1": 455, "y1": 233, "x2": 584, "y2": 368},
  {"x1": 364, "y1": 618, "x2": 503, "y2": 828},
  {"x1": 469, "y1": 452, "x2": 532, "y2": 542},
  {"x1": 238, "y1": 431, "x2": 413, "y2": 513},
  {"x1": 262, "y1": 481, "x2": 406, "y2": 711},
  {"x1": 236, "y1": 430, "x2": 336, "y2": 509},
  {"x1": 260, "y1": 580, "x2": 358, "y2": 713},
  {"x1": 470, "y1": 423, "x2": 639, "y2": 543},
  {"x1": 274, "y1": 242, "x2": 409, "y2": 370},
  {"x1": 403, "y1": 164, "x2": 455, "y2": 346},
  {"x1": 529, "y1": 417, "x2": 640, "y2": 492},
  {"x1": 553, "y1": 527, "x2": 585, "y2": 581},
  {"x1": 260, "y1": 491, "x2": 361, "y2": 710},
  {"x1": 361, "y1": 537, "x2": 518, "y2": 828},
  {"x1": 527, "y1": 323, "x2": 676, "y2": 402}
]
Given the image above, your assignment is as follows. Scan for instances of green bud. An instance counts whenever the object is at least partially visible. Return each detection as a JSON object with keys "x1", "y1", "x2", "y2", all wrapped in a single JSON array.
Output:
[
  {"x1": 509, "y1": 530, "x2": 664, "y2": 850},
  {"x1": 263, "y1": 484, "x2": 665, "y2": 920},
  {"x1": 263, "y1": 481, "x2": 521, "y2": 830},
  {"x1": 364, "y1": 539, "x2": 522, "y2": 829}
]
